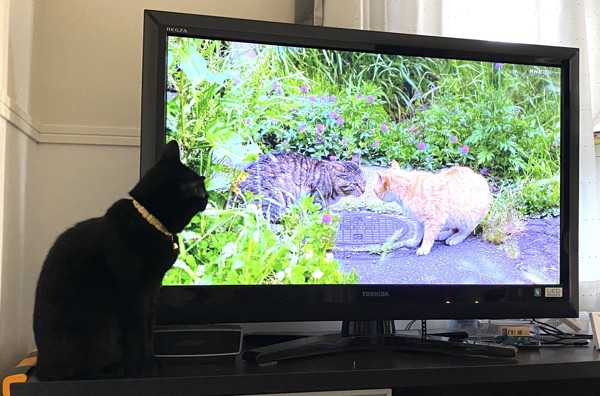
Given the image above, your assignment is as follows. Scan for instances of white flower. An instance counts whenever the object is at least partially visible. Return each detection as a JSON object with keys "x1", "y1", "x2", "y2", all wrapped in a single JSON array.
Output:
[
  {"x1": 196, "y1": 265, "x2": 205, "y2": 277},
  {"x1": 253, "y1": 230, "x2": 260, "y2": 243},
  {"x1": 312, "y1": 268, "x2": 324, "y2": 279},
  {"x1": 287, "y1": 252, "x2": 299, "y2": 266},
  {"x1": 304, "y1": 249, "x2": 314, "y2": 259},
  {"x1": 173, "y1": 259, "x2": 188, "y2": 269},
  {"x1": 325, "y1": 252, "x2": 334, "y2": 262},
  {"x1": 276, "y1": 271, "x2": 285, "y2": 281},
  {"x1": 181, "y1": 230, "x2": 197, "y2": 240},
  {"x1": 222, "y1": 242, "x2": 238, "y2": 258}
]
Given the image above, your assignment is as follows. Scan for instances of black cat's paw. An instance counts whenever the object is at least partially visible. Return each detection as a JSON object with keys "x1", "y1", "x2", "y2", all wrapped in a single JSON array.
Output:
[{"x1": 125, "y1": 357, "x2": 162, "y2": 378}]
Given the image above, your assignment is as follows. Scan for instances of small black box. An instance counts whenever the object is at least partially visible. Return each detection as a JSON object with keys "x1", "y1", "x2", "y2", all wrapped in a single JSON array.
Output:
[{"x1": 153, "y1": 324, "x2": 242, "y2": 361}]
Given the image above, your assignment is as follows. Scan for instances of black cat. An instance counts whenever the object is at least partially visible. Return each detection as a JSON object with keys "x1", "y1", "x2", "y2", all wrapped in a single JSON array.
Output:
[{"x1": 33, "y1": 141, "x2": 208, "y2": 380}]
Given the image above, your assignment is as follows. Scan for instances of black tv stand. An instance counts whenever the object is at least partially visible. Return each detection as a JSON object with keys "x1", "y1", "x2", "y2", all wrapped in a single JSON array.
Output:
[{"x1": 242, "y1": 320, "x2": 518, "y2": 363}]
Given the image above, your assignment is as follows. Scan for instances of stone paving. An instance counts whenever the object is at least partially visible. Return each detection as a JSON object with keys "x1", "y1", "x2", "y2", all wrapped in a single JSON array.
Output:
[{"x1": 329, "y1": 165, "x2": 561, "y2": 285}]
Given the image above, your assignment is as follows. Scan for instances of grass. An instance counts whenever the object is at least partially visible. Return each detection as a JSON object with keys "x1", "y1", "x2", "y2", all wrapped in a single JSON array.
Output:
[{"x1": 478, "y1": 186, "x2": 525, "y2": 246}]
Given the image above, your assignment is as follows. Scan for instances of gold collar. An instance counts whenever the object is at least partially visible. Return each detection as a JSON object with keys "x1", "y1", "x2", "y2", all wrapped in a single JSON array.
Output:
[{"x1": 132, "y1": 200, "x2": 178, "y2": 250}]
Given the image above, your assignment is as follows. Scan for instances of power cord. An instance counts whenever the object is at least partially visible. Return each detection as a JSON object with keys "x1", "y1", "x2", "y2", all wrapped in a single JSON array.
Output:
[{"x1": 532, "y1": 319, "x2": 592, "y2": 346}]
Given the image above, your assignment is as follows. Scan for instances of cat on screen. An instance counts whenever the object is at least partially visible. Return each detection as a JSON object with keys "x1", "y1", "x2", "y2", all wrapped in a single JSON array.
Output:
[
  {"x1": 231, "y1": 151, "x2": 366, "y2": 222},
  {"x1": 373, "y1": 160, "x2": 490, "y2": 255},
  {"x1": 33, "y1": 140, "x2": 208, "y2": 380}
]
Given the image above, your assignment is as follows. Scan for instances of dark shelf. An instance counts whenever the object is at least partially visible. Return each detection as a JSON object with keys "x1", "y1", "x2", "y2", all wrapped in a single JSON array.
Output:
[{"x1": 10, "y1": 343, "x2": 600, "y2": 396}]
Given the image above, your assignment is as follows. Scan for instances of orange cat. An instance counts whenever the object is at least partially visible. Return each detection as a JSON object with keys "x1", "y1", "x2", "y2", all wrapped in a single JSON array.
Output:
[{"x1": 373, "y1": 161, "x2": 490, "y2": 255}]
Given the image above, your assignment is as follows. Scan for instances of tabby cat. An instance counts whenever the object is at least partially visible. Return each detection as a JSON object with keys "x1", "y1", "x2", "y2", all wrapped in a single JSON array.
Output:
[
  {"x1": 33, "y1": 141, "x2": 208, "y2": 380},
  {"x1": 233, "y1": 151, "x2": 366, "y2": 222},
  {"x1": 373, "y1": 160, "x2": 490, "y2": 255}
]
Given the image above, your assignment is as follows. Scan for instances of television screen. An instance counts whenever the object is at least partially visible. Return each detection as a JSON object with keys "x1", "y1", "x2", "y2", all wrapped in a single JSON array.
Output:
[{"x1": 140, "y1": 10, "x2": 579, "y2": 324}]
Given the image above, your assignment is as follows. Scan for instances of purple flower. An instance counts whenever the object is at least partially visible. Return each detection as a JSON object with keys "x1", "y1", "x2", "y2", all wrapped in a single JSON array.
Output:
[
  {"x1": 337, "y1": 117, "x2": 344, "y2": 125},
  {"x1": 270, "y1": 118, "x2": 277, "y2": 124},
  {"x1": 245, "y1": 118, "x2": 251, "y2": 125},
  {"x1": 316, "y1": 135, "x2": 324, "y2": 143},
  {"x1": 341, "y1": 138, "x2": 348, "y2": 145},
  {"x1": 367, "y1": 95, "x2": 374, "y2": 103},
  {"x1": 322, "y1": 214, "x2": 332, "y2": 224},
  {"x1": 381, "y1": 123, "x2": 388, "y2": 132},
  {"x1": 460, "y1": 145, "x2": 469, "y2": 155},
  {"x1": 450, "y1": 136, "x2": 458, "y2": 143},
  {"x1": 362, "y1": 116, "x2": 369, "y2": 122},
  {"x1": 413, "y1": 91, "x2": 421, "y2": 99},
  {"x1": 276, "y1": 88, "x2": 283, "y2": 95},
  {"x1": 309, "y1": 95, "x2": 316, "y2": 102},
  {"x1": 330, "y1": 111, "x2": 338, "y2": 118},
  {"x1": 431, "y1": 85, "x2": 439, "y2": 93},
  {"x1": 329, "y1": 95, "x2": 336, "y2": 102},
  {"x1": 480, "y1": 167, "x2": 489, "y2": 176},
  {"x1": 300, "y1": 85, "x2": 308, "y2": 93},
  {"x1": 272, "y1": 81, "x2": 279, "y2": 90},
  {"x1": 316, "y1": 123, "x2": 324, "y2": 132},
  {"x1": 417, "y1": 142, "x2": 426, "y2": 150},
  {"x1": 357, "y1": 93, "x2": 364, "y2": 99},
  {"x1": 299, "y1": 124, "x2": 306, "y2": 132},
  {"x1": 329, "y1": 156, "x2": 336, "y2": 161},
  {"x1": 373, "y1": 141, "x2": 380, "y2": 148},
  {"x1": 494, "y1": 63, "x2": 503, "y2": 70}
]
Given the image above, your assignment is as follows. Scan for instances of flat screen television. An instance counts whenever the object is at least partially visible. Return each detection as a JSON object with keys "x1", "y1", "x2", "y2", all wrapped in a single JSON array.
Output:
[{"x1": 140, "y1": 10, "x2": 579, "y2": 350}]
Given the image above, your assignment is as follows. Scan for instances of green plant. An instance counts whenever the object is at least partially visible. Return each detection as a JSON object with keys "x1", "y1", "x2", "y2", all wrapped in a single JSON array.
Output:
[
  {"x1": 478, "y1": 186, "x2": 525, "y2": 245},
  {"x1": 167, "y1": 36, "x2": 562, "y2": 223},
  {"x1": 163, "y1": 193, "x2": 358, "y2": 286},
  {"x1": 517, "y1": 175, "x2": 560, "y2": 218}
]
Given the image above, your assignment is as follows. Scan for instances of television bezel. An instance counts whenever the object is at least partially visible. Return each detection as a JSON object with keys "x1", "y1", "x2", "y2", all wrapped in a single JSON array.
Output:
[{"x1": 140, "y1": 10, "x2": 579, "y2": 325}]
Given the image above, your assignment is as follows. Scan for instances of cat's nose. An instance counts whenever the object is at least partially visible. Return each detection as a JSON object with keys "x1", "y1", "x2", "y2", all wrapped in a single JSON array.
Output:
[{"x1": 194, "y1": 184, "x2": 207, "y2": 198}]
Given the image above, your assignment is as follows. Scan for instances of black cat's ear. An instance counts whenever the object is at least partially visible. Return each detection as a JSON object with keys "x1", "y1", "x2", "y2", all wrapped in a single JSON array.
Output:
[
  {"x1": 160, "y1": 140, "x2": 182, "y2": 163},
  {"x1": 351, "y1": 153, "x2": 361, "y2": 166}
]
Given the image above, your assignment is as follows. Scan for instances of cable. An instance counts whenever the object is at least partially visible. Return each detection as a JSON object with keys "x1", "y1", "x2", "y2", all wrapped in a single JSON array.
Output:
[{"x1": 532, "y1": 319, "x2": 592, "y2": 346}]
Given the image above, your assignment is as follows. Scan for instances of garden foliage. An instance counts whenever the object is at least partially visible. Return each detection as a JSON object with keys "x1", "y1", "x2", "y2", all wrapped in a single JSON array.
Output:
[{"x1": 164, "y1": 37, "x2": 561, "y2": 285}]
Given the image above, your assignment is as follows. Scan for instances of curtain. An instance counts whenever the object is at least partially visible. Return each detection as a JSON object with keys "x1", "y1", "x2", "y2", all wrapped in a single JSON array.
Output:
[{"x1": 297, "y1": 0, "x2": 600, "y2": 308}]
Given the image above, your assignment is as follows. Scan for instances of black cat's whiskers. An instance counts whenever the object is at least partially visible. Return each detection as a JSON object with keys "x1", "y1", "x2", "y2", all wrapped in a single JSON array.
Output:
[{"x1": 132, "y1": 199, "x2": 178, "y2": 250}]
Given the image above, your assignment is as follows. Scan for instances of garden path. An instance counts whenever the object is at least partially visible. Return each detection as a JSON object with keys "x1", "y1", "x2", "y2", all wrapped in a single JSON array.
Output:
[{"x1": 329, "y1": 165, "x2": 560, "y2": 285}]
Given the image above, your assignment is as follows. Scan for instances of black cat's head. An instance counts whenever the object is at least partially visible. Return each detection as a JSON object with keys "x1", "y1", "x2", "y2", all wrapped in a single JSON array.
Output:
[{"x1": 129, "y1": 140, "x2": 208, "y2": 233}]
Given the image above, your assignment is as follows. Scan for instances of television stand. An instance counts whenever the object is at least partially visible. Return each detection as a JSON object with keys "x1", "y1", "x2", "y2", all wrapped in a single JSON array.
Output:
[{"x1": 242, "y1": 320, "x2": 518, "y2": 364}]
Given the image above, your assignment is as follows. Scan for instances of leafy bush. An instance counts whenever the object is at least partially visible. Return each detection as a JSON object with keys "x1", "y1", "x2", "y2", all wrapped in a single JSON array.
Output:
[
  {"x1": 478, "y1": 185, "x2": 525, "y2": 245},
  {"x1": 163, "y1": 194, "x2": 358, "y2": 286}
]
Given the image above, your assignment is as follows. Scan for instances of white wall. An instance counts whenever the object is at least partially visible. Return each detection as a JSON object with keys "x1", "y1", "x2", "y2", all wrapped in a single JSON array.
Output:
[{"x1": 0, "y1": 0, "x2": 294, "y2": 376}]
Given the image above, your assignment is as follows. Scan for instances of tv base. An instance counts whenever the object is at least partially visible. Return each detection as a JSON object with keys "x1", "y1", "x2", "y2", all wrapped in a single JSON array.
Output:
[{"x1": 242, "y1": 320, "x2": 518, "y2": 364}]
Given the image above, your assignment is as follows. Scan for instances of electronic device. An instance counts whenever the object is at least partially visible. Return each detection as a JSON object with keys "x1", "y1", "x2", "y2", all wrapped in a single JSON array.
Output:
[
  {"x1": 153, "y1": 324, "x2": 242, "y2": 360},
  {"x1": 140, "y1": 10, "x2": 579, "y2": 359}
]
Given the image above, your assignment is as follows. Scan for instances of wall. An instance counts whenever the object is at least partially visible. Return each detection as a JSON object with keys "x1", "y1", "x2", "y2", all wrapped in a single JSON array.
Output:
[
  {"x1": 0, "y1": 0, "x2": 294, "y2": 376},
  {"x1": 0, "y1": 0, "x2": 39, "y2": 378}
]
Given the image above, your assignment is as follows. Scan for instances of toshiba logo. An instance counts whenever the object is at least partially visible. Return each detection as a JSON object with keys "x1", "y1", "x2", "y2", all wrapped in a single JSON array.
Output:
[{"x1": 361, "y1": 291, "x2": 390, "y2": 297}]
